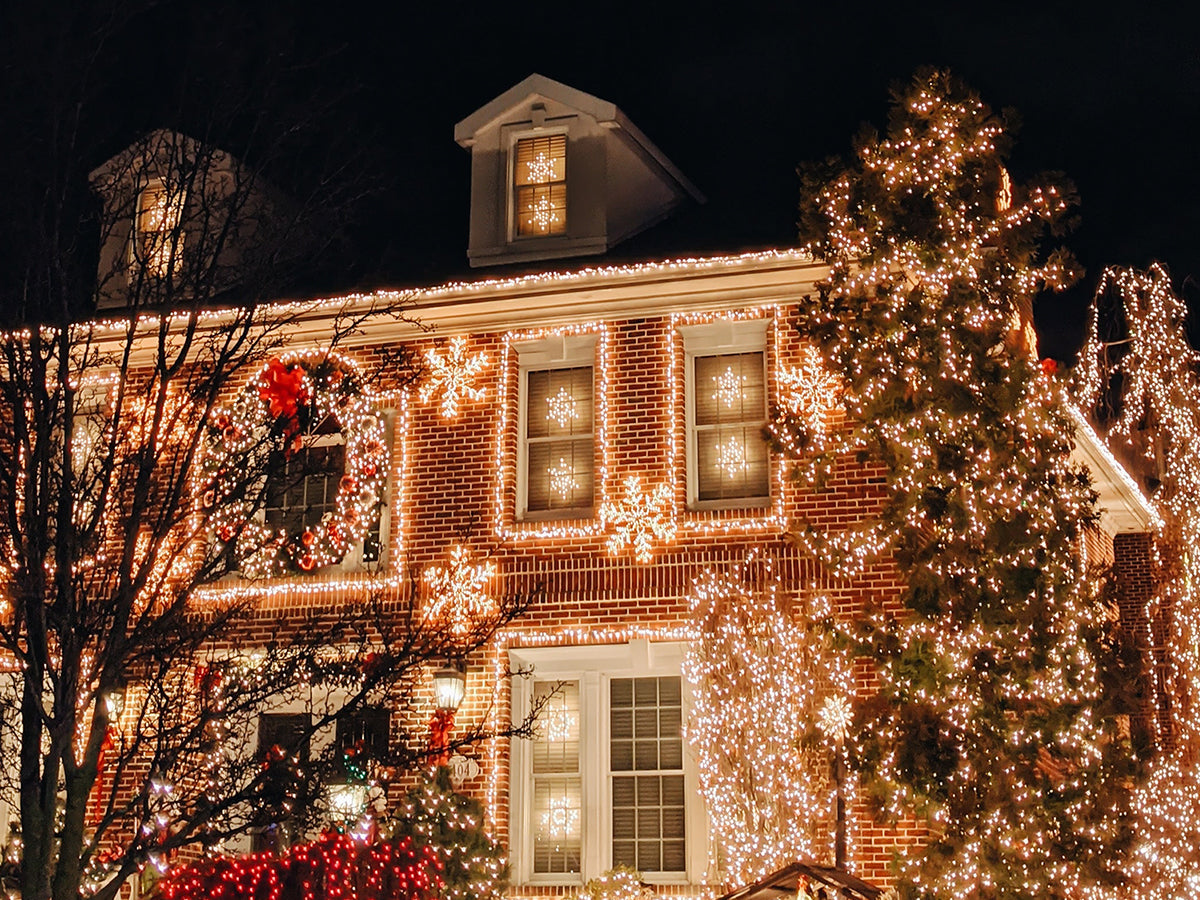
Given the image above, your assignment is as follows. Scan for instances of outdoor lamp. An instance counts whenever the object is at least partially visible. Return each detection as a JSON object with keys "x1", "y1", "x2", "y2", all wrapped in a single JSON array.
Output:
[
  {"x1": 103, "y1": 680, "x2": 127, "y2": 720},
  {"x1": 432, "y1": 666, "x2": 466, "y2": 712}
]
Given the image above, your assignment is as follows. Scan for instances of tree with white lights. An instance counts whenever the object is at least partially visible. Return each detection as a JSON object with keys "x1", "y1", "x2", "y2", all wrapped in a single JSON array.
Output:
[
  {"x1": 683, "y1": 556, "x2": 853, "y2": 884},
  {"x1": 774, "y1": 69, "x2": 1137, "y2": 897},
  {"x1": 1077, "y1": 263, "x2": 1200, "y2": 900}
]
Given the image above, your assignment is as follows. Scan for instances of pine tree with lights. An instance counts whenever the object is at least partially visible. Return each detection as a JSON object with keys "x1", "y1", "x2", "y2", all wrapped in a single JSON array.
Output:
[
  {"x1": 774, "y1": 69, "x2": 1137, "y2": 897},
  {"x1": 683, "y1": 557, "x2": 853, "y2": 884},
  {"x1": 1077, "y1": 263, "x2": 1200, "y2": 900},
  {"x1": 390, "y1": 767, "x2": 507, "y2": 900}
]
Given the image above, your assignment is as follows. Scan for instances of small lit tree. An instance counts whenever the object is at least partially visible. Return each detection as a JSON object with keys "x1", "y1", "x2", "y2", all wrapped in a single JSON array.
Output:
[
  {"x1": 773, "y1": 69, "x2": 1137, "y2": 897},
  {"x1": 1076, "y1": 263, "x2": 1200, "y2": 899},
  {"x1": 683, "y1": 554, "x2": 853, "y2": 884}
]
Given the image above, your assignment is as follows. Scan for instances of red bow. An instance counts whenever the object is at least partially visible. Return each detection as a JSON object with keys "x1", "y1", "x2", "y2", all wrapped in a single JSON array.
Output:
[{"x1": 259, "y1": 359, "x2": 310, "y2": 456}]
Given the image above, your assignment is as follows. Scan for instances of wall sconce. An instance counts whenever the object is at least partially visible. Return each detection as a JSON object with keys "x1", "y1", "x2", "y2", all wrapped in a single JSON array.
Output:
[
  {"x1": 432, "y1": 665, "x2": 466, "y2": 712},
  {"x1": 103, "y1": 679, "x2": 127, "y2": 721}
]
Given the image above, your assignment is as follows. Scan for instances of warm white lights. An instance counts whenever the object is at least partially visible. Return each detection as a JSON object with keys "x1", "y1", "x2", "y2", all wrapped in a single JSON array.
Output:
[
  {"x1": 714, "y1": 436, "x2": 748, "y2": 478},
  {"x1": 422, "y1": 545, "x2": 498, "y2": 637},
  {"x1": 548, "y1": 458, "x2": 578, "y2": 501},
  {"x1": 712, "y1": 366, "x2": 746, "y2": 409},
  {"x1": 538, "y1": 794, "x2": 580, "y2": 840},
  {"x1": 526, "y1": 152, "x2": 557, "y2": 185},
  {"x1": 419, "y1": 336, "x2": 488, "y2": 418},
  {"x1": 778, "y1": 345, "x2": 842, "y2": 438},
  {"x1": 598, "y1": 475, "x2": 676, "y2": 564},
  {"x1": 545, "y1": 386, "x2": 579, "y2": 427}
]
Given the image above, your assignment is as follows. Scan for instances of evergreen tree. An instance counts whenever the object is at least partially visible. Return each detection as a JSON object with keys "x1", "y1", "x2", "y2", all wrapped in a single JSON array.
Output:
[
  {"x1": 773, "y1": 69, "x2": 1136, "y2": 897},
  {"x1": 390, "y1": 767, "x2": 507, "y2": 900}
]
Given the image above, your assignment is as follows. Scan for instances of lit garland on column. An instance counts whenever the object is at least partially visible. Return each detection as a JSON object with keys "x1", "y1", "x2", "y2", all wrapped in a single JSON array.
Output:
[
  {"x1": 203, "y1": 351, "x2": 388, "y2": 576},
  {"x1": 1076, "y1": 264, "x2": 1200, "y2": 900},
  {"x1": 682, "y1": 555, "x2": 853, "y2": 884},
  {"x1": 774, "y1": 69, "x2": 1136, "y2": 897}
]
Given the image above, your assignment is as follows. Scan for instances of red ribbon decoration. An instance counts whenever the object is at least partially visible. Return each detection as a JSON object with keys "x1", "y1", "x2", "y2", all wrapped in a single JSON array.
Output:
[
  {"x1": 259, "y1": 359, "x2": 311, "y2": 457},
  {"x1": 428, "y1": 708, "x2": 456, "y2": 767}
]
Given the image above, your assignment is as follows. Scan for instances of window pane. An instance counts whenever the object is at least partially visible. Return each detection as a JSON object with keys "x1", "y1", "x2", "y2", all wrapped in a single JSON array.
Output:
[
  {"x1": 693, "y1": 351, "x2": 769, "y2": 503},
  {"x1": 525, "y1": 367, "x2": 594, "y2": 514},
  {"x1": 609, "y1": 677, "x2": 685, "y2": 873},
  {"x1": 533, "y1": 776, "x2": 582, "y2": 873},
  {"x1": 515, "y1": 135, "x2": 566, "y2": 236},
  {"x1": 266, "y1": 441, "x2": 347, "y2": 534},
  {"x1": 532, "y1": 681, "x2": 579, "y2": 774},
  {"x1": 696, "y1": 426, "x2": 770, "y2": 502},
  {"x1": 695, "y1": 353, "x2": 765, "y2": 427}
]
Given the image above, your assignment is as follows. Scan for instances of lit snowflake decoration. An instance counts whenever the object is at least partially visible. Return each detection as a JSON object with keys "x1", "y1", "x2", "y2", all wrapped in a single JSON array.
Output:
[
  {"x1": 778, "y1": 346, "x2": 841, "y2": 436},
  {"x1": 541, "y1": 696, "x2": 579, "y2": 743},
  {"x1": 549, "y1": 457, "x2": 578, "y2": 501},
  {"x1": 715, "y1": 436, "x2": 748, "y2": 478},
  {"x1": 526, "y1": 152, "x2": 557, "y2": 185},
  {"x1": 423, "y1": 545, "x2": 498, "y2": 636},
  {"x1": 599, "y1": 475, "x2": 676, "y2": 564},
  {"x1": 816, "y1": 694, "x2": 853, "y2": 744},
  {"x1": 712, "y1": 366, "x2": 746, "y2": 409},
  {"x1": 539, "y1": 794, "x2": 580, "y2": 840},
  {"x1": 527, "y1": 195, "x2": 560, "y2": 233},
  {"x1": 546, "y1": 386, "x2": 579, "y2": 428},
  {"x1": 419, "y1": 337, "x2": 488, "y2": 418}
]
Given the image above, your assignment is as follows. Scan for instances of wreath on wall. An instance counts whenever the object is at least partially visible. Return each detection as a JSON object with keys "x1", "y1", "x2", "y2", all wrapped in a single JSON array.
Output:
[{"x1": 204, "y1": 353, "x2": 389, "y2": 577}]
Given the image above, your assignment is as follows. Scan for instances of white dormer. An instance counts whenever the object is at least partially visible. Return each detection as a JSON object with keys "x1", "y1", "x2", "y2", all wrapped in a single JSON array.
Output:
[{"x1": 455, "y1": 74, "x2": 703, "y2": 268}]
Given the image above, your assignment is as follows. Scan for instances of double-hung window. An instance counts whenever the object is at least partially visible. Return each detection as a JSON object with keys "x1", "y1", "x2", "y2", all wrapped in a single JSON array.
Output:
[
  {"x1": 513, "y1": 134, "x2": 567, "y2": 237},
  {"x1": 681, "y1": 320, "x2": 770, "y2": 507},
  {"x1": 509, "y1": 641, "x2": 705, "y2": 885},
  {"x1": 133, "y1": 180, "x2": 186, "y2": 277},
  {"x1": 517, "y1": 336, "x2": 596, "y2": 519}
]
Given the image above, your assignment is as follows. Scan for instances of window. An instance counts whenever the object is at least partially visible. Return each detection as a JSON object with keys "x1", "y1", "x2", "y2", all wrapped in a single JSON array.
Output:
[
  {"x1": 254, "y1": 712, "x2": 311, "y2": 852},
  {"x1": 681, "y1": 321, "x2": 770, "y2": 507},
  {"x1": 133, "y1": 180, "x2": 186, "y2": 277},
  {"x1": 335, "y1": 706, "x2": 390, "y2": 773},
  {"x1": 509, "y1": 641, "x2": 706, "y2": 885},
  {"x1": 514, "y1": 134, "x2": 566, "y2": 237},
  {"x1": 517, "y1": 337, "x2": 596, "y2": 519}
]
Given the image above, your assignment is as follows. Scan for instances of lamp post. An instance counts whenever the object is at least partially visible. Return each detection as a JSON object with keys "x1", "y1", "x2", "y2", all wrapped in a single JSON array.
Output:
[{"x1": 429, "y1": 665, "x2": 466, "y2": 767}]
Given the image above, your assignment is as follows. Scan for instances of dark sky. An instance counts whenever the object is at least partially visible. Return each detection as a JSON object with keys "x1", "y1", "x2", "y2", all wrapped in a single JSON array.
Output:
[{"x1": 4, "y1": 1, "x2": 1199, "y2": 359}]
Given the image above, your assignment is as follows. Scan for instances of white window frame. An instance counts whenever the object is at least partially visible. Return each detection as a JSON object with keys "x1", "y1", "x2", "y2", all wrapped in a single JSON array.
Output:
[
  {"x1": 507, "y1": 128, "x2": 569, "y2": 243},
  {"x1": 680, "y1": 319, "x2": 771, "y2": 510},
  {"x1": 515, "y1": 335, "x2": 597, "y2": 522},
  {"x1": 508, "y1": 640, "x2": 708, "y2": 886}
]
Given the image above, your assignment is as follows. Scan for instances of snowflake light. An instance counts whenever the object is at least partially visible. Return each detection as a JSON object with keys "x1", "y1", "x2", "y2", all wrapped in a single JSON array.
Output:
[
  {"x1": 419, "y1": 336, "x2": 488, "y2": 418},
  {"x1": 423, "y1": 545, "x2": 498, "y2": 636},
  {"x1": 712, "y1": 366, "x2": 746, "y2": 409},
  {"x1": 598, "y1": 475, "x2": 676, "y2": 564},
  {"x1": 715, "y1": 436, "x2": 748, "y2": 478},
  {"x1": 817, "y1": 695, "x2": 853, "y2": 744},
  {"x1": 527, "y1": 196, "x2": 560, "y2": 233},
  {"x1": 539, "y1": 794, "x2": 580, "y2": 840},
  {"x1": 548, "y1": 458, "x2": 577, "y2": 501},
  {"x1": 546, "y1": 386, "x2": 579, "y2": 427},
  {"x1": 526, "y1": 152, "x2": 557, "y2": 185},
  {"x1": 778, "y1": 345, "x2": 841, "y2": 437}
]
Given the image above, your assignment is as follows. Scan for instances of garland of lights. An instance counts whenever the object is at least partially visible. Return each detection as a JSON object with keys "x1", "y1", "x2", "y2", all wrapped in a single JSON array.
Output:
[{"x1": 203, "y1": 352, "x2": 388, "y2": 576}]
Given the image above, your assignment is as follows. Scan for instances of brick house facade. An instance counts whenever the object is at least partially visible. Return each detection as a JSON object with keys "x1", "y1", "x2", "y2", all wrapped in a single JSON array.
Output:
[{"x1": 0, "y1": 75, "x2": 1163, "y2": 897}]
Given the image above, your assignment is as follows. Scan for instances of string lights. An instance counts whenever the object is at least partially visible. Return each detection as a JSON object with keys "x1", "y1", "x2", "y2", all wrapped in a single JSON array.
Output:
[
  {"x1": 422, "y1": 545, "x2": 498, "y2": 637},
  {"x1": 419, "y1": 336, "x2": 488, "y2": 419},
  {"x1": 598, "y1": 475, "x2": 676, "y2": 564}
]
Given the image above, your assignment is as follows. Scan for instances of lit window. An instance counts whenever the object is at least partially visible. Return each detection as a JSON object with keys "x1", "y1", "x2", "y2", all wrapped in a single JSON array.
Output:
[
  {"x1": 509, "y1": 642, "x2": 706, "y2": 885},
  {"x1": 517, "y1": 336, "x2": 596, "y2": 519},
  {"x1": 682, "y1": 320, "x2": 770, "y2": 507},
  {"x1": 514, "y1": 135, "x2": 566, "y2": 237},
  {"x1": 253, "y1": 712, "x2": 311, "y2": 852},
  {"x1": 133, "y1": 181, "x2": 186, "y2": 277}
]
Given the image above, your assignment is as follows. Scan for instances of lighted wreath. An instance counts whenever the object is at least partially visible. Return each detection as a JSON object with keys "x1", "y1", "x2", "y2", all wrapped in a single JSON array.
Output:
[{"x1": 203, "y1": 352, "x2": 388, "y2": 577}]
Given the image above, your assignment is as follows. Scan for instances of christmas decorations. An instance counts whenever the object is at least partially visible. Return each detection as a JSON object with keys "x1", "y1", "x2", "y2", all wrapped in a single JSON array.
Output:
[
  {"x1": 775, "y1": 69, "x2": 1134, "y2": 897},
  {"x1": 420, "y1": 337, "x2": 488, "y2": 419},
  {"x1": 598, "y1": 475, "x2": 675, "y2": 564},
  {"x1": 204, "y1": 352, "x2": 388, "y2": 577},
  {"x1": 682, "y1": 555, "x2": 852, "y2": 884},
  {"x1": 158, "y1": 832, "x2": 442, "y2": 900},
  {"x1": 423, "y1": 546, "x2": 498, "y2": 637},
  {"x1": 777, "y1": 345, "x2": 841, "y2": 440},
  {"x1": 390, "y1": 767, "x2": 507, "y2": 900},
  {"x1": 572, "y1": 866, "x2": 653, "y2": 900},
  {"x1": 1077, "y1": 264, "x2": 1200, "y2": 899}
]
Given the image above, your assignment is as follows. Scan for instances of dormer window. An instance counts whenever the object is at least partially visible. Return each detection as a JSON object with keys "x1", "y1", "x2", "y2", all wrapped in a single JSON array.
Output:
[
  {"x1": 514, "y1": 135, "x2": 566, "y2": 237},
  {"x1": 133, "y1": 180, "x2": 185, "y2": 277}
]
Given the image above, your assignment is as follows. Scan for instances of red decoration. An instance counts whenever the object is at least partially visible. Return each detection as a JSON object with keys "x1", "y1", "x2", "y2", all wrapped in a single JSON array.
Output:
[
  {"x1": 259, "y1": 358, "x2": 311, "y2": 457},
  {"x1": 1040, "y1": 357, "x2": 1058, "y2": 377},
  {"x1": 159, "y1": 832, "x2": 443, "y2": 900},
  {"x1": 428, "y1": 708, "x2": 456, "y2": 767}
]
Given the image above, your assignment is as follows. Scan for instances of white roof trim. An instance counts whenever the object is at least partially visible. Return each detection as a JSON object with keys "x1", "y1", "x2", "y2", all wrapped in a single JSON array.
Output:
[{"x1": 1068, "y1": 405, "x2": 1160, "y2": 534}]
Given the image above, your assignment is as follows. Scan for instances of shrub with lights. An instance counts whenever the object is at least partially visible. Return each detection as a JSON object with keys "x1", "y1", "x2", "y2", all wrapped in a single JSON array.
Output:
[
  {"x1": 203, "y1": 352, "x2": 388, "y2": 576},
  {"x1": 157, "y1": 831, "x2": 443, "y2": 900},
  {"x1": 387, "y1": 767, "x2": 507, "y2": 900},
  {"x1": 772, "y1": 68, "x2": 1137, "y2": 896}
]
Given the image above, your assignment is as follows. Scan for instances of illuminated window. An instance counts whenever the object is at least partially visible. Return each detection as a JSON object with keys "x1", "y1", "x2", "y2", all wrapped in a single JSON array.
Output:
[
  {"x1": 682, "y1": 321, "x2": 770, "y2": 507},
  {"x1": 514, "y1": 135, "x2": 566, "y2": 237},
  {"x1": 133, "y1": 181, "x2": 186, "y2": 277},
  {"x1": 509, "y1": 642, "x2": 706, "y2": 885},
  {"x1": 517, "y1": 337, "x2": 595, "y2": 519}
]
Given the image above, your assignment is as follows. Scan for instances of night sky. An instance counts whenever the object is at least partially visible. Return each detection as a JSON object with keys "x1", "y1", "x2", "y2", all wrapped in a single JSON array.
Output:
[{"x1": 3, "y1": 2, "x2": 1198, "y2": 360}]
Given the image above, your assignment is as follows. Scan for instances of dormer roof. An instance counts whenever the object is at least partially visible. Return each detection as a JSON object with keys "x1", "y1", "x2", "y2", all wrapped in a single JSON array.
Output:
[{"x1": 455, "y1": 74, "x2": 703, "y2": 269}]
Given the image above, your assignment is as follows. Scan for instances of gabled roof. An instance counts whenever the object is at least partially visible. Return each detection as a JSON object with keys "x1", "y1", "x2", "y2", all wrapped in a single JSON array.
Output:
[
  {"x1": 717, "y1": 860, "x2": 883, "y2": 900},
  {"x1": 453, "y1": 73, "x2": 703, "y2": 203}
]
